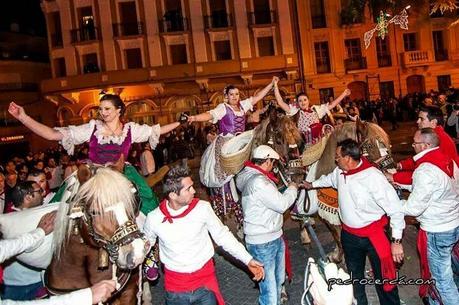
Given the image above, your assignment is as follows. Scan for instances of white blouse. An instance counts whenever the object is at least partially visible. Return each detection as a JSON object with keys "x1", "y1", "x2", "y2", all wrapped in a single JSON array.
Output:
[
  {"x1": 208, "y1": 98, "x2": 253, "y2": 124},
  {"x1": 54, "y1": 120, "x2": 161, "y2": 155}
]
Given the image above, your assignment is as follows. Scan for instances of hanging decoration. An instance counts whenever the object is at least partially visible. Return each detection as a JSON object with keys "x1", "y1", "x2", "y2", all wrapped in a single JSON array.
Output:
[
  {"x1": 430, "y1": 0, "x2": 458, "y2": 15},
  {"x1": 364, "y1": 7, "x2": 410, "y2": 49}
]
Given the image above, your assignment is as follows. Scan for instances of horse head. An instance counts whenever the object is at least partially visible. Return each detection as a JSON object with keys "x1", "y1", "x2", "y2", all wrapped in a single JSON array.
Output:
[
  {"x1": 315, "y1": 120, "x2": 394, "y2": 178},
  {"x1": 55, "y1": 167, "x2": 148, "y2": 270},
  {"x1": 253, "y1": 106, "x2": 302, "y2": 161}
]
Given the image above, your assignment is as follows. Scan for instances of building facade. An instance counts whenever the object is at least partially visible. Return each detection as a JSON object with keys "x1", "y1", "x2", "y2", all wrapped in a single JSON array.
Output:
[
  {"x1": 0, "y1": 28, "x2": 53, "y2": 159},
  {"x1": 40, "y1": 0, "x2": 459, "y2": 126},
  {"x1": 40, "y1": 0, "x2": 300, "y2": 126},
  {"x1": 297, "y1": 0, "x2": 459, "y2": 103}
]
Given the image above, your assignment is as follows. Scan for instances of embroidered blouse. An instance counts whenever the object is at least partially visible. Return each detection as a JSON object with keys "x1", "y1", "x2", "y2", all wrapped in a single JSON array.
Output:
[{"x1": 55, "y1": 120, "x2": 160, "y2": 162}]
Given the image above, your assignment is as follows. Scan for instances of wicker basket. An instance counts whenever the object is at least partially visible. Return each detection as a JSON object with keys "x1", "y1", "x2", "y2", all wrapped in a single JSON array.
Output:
[
  {"x1": 220, "y1": 130, "x2": 254, "y2": 175},
  {"x1": 302, "y1": 135, "x2": 329, "y2": 166}
]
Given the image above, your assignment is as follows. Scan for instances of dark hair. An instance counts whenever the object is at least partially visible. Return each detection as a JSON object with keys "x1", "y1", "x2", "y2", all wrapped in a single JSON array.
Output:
[
  {"x1": 418, "y1": 128, "x2": 440, "y2": 147},
  {"x1": 11, "y1": 181, "x2": 36, "y2": 208},
  {"x1": 100, "y1": 94, "x2": 126, "y2": 117},
  {"x1": 251, "y1": 158, "x2": 268, "y2": 165},
  {"x1": 337, "y1": 138, "x2": 361, "y2": 161},
  {"x1": 223, "y1": 85, "x2": 237, "y2": 96},
  {"x1": 28, "y1": 168, "x2": 45, "y2": 178},
  {"x1": 295, "y1": 92, "x2": 308, "y2": 101},
  {"x1": 419, "y1": 106, "x2": 444, "y2": 126},
  {"x1": 163, "y1": 165, "x2": 190, "y2": 196}
]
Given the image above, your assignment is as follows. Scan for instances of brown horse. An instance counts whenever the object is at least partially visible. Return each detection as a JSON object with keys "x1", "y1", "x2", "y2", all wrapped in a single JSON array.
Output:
[{"x1": 45, "y1": 163, "x2": 149, "y2": 305}]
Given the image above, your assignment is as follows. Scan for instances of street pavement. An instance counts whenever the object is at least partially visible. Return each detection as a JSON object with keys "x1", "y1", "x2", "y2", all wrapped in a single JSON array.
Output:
[{"x1": 150, "y1": 121, "x2": 426, "y2": 305}]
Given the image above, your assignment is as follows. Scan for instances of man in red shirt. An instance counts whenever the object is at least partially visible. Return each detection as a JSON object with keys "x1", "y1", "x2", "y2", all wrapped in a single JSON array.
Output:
[{"x1": 387, "y1": 106, "x2": 458, "y2": 186}]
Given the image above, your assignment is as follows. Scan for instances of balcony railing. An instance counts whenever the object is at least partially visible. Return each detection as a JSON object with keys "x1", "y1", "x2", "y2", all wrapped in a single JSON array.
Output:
[
  {"x1": 204, "y1": 11, "x2": 233, "y2": 29},
  {"x1": 402, "y1": 50, "x2": 434, "y2": 67},
  {"x1": 311, "y1": 15, "x2": 326, "y2": 28},
  {"x1": 248, "y1": 10, "x2": 276, "y2": 25},
  {"x1": 71, "y1": 27, "x2": 99, "y2": 43},
  {"x1": 434, "y1": 49, "x2": 449, "y2": 61},
  {"x1": 159, "y1": 17, "x2": 189, "y2": 33},
  {"x1": 377, "y1": 54, "x2": 392, "y2": 67},
  {"x1": 50, "y1": 33, "x2": 63, "y2": 48},
  {"x1": 112, "y1": 22, "x2": 144, "y2": 37},
  {"x1": 344, "y1": 57, "x2": 367, "y2": 72}
]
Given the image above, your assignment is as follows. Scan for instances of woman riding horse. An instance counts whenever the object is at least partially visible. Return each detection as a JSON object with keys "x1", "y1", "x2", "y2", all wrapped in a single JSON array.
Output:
[
  {"x1": 8, "y1": 95, "x2": 181, "y2": 215},
  {"x1": 188, "y1": 78, "x2": 276, "y2": 230},
  {"x1": 273, "y1": 77, "x2": 351, "y2": 146}
]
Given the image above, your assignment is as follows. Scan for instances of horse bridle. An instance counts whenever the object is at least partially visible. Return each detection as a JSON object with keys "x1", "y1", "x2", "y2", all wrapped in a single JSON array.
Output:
[{"x1": 70, "y1": 201, "x2": 145, "y2": 263}]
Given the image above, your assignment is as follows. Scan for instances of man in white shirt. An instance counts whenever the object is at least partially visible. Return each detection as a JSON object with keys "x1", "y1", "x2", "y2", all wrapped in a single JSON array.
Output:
[
  {"x1": 0, "y1": 212, "x2": 116, "y2": 305},
  {"x1": 401, "y1": 128, "x2": 459, "y2": 305},
  {"x1": 143, "y1": 165, "x2": 264, "y2": 305},
  {"x1": 236, "y1": 145, "x2": 298, "y2": 305},
  {"x1": 304, "y1": 139, "x2": 405, "y2": 305},
  {"x1": 140, "y1": 143, "x2": 155, "y2": 177}
]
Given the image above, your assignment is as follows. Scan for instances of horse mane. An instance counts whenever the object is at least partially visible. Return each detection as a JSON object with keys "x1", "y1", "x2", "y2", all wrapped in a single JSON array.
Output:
[
  {"x1": 53, "y1": 167, "x2": 136, "y2": 258},
  {"x1": 252, "y1": 117, "x2": 270, "y2": 148},
  {"x1": 314, "y1": 120, "x2": 391, "y2": 179},
  {"x1": 280, "y1": 116, "x2": 302, "y2": 145}
]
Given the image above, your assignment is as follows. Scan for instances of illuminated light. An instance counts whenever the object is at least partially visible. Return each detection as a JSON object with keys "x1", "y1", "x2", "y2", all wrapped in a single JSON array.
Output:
[
  {"x1": 1, "y1": 135, "x2": 25, "y2": 142},
  {"x1": 364, "y1": 8, "x2": 409, "y2": 49}
]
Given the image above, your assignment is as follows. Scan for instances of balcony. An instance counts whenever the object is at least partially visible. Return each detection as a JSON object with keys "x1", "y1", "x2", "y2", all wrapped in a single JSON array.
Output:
[
  {"x1": 344, "y1": 57, "x2": 367, "y2": 72},
  {"x1": 112, "y1": 22, "x2": 144, "y2": 37},
  {"x1": 248, "y1": 10, "x2": 276, "y2": 26},
  {"x1": 70, "y1": 27, "x2": 99, "y2": 43},
  {"x1": 159, "y1": 16, "x2": 189, "y2": 33},
  {"x1": 204, "y1": 11, "x2": 233, "y2": 29},
  {"x1": 434, "y1": 49, "x2": 449, "y2": 61},
  {"x1": 311, "y1": 15, "x2": 326, "y2": 29},
  {"x1": 402, "y1": 50, "x2": 434, "y2": 67},
  {"x1": 377, "y1": 54, "x2": 392, "y2": 67}
]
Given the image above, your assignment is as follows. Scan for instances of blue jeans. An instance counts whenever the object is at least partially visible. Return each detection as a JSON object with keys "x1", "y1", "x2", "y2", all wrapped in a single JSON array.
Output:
[
  {"x1": 165, "y1": 287, "x2": 216, "y2": 305},
  {"x1": 427, "y1": 226, "x2": 459, "y2": 305},
  {"x1": 1, "y1": 281, "x2": 43, "y2": 301},
  {"x1": 246, "y1": 237, "x2": 285, "y2": 305}
]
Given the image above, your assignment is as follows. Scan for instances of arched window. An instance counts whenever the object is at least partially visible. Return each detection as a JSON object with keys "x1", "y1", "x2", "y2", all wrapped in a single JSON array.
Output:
[{"x1": 126, "y1": 101, "x2": 156, "y2": 125}]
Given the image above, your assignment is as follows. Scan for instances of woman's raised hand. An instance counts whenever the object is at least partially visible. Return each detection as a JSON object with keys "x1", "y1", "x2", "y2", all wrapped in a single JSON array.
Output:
[
  {"x1": 343, "y1": 88, "x2": 351, "y2": 96},
  {"x1": 8, "y1": 102, "x2": 26, "y2": 120},
  {"x1": 272, "y1": 76, "x2": 279, "y2": 87}
]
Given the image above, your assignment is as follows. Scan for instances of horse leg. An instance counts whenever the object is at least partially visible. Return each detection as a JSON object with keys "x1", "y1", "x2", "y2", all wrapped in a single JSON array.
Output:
[{"x1": 322, "y1": 220, "x2": 343, "y2": 263}]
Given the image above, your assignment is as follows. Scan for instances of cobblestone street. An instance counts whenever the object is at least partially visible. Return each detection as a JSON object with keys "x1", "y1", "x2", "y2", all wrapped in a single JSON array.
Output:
[{"x1": 150, "y1": 121, "x2": 426, "y2": 305}]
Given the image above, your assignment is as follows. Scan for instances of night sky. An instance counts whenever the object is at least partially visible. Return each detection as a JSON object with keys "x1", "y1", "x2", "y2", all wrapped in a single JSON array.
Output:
[{"x1": 0, "y1": 0, "x2": 46, "y2": 36}]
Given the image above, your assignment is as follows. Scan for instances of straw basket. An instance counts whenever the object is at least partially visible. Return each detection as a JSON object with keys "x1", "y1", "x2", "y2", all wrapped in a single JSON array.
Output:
[
  {"x1": 220, "y1": 130, "x2": 254, "y2": 175},
  {"x1": 302, "y1": 135, "x2": 329, "y2": 166}
]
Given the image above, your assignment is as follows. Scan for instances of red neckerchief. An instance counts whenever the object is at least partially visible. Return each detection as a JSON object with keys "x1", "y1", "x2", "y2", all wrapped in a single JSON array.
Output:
[
  {"x1": 415, "y1": 147, "x2": 454, "y2": 178},
  {"x1": 301, "y1": 108, "x2": 313, "y2": 114},
  {"x1": 341, "y1": 157, "x2": 374, "y2": 177},
  {"x1": 159, "y1": 198, "x2": 200, "y2": 223},
  {"x1": 244, "y1": 161, "x2": 279, "y2": 184}
]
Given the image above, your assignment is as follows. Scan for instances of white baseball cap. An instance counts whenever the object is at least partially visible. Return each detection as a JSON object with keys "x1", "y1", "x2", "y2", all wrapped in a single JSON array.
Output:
[{"x1": 252, "y1": 145, "x2": 280, "y2": 160}]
